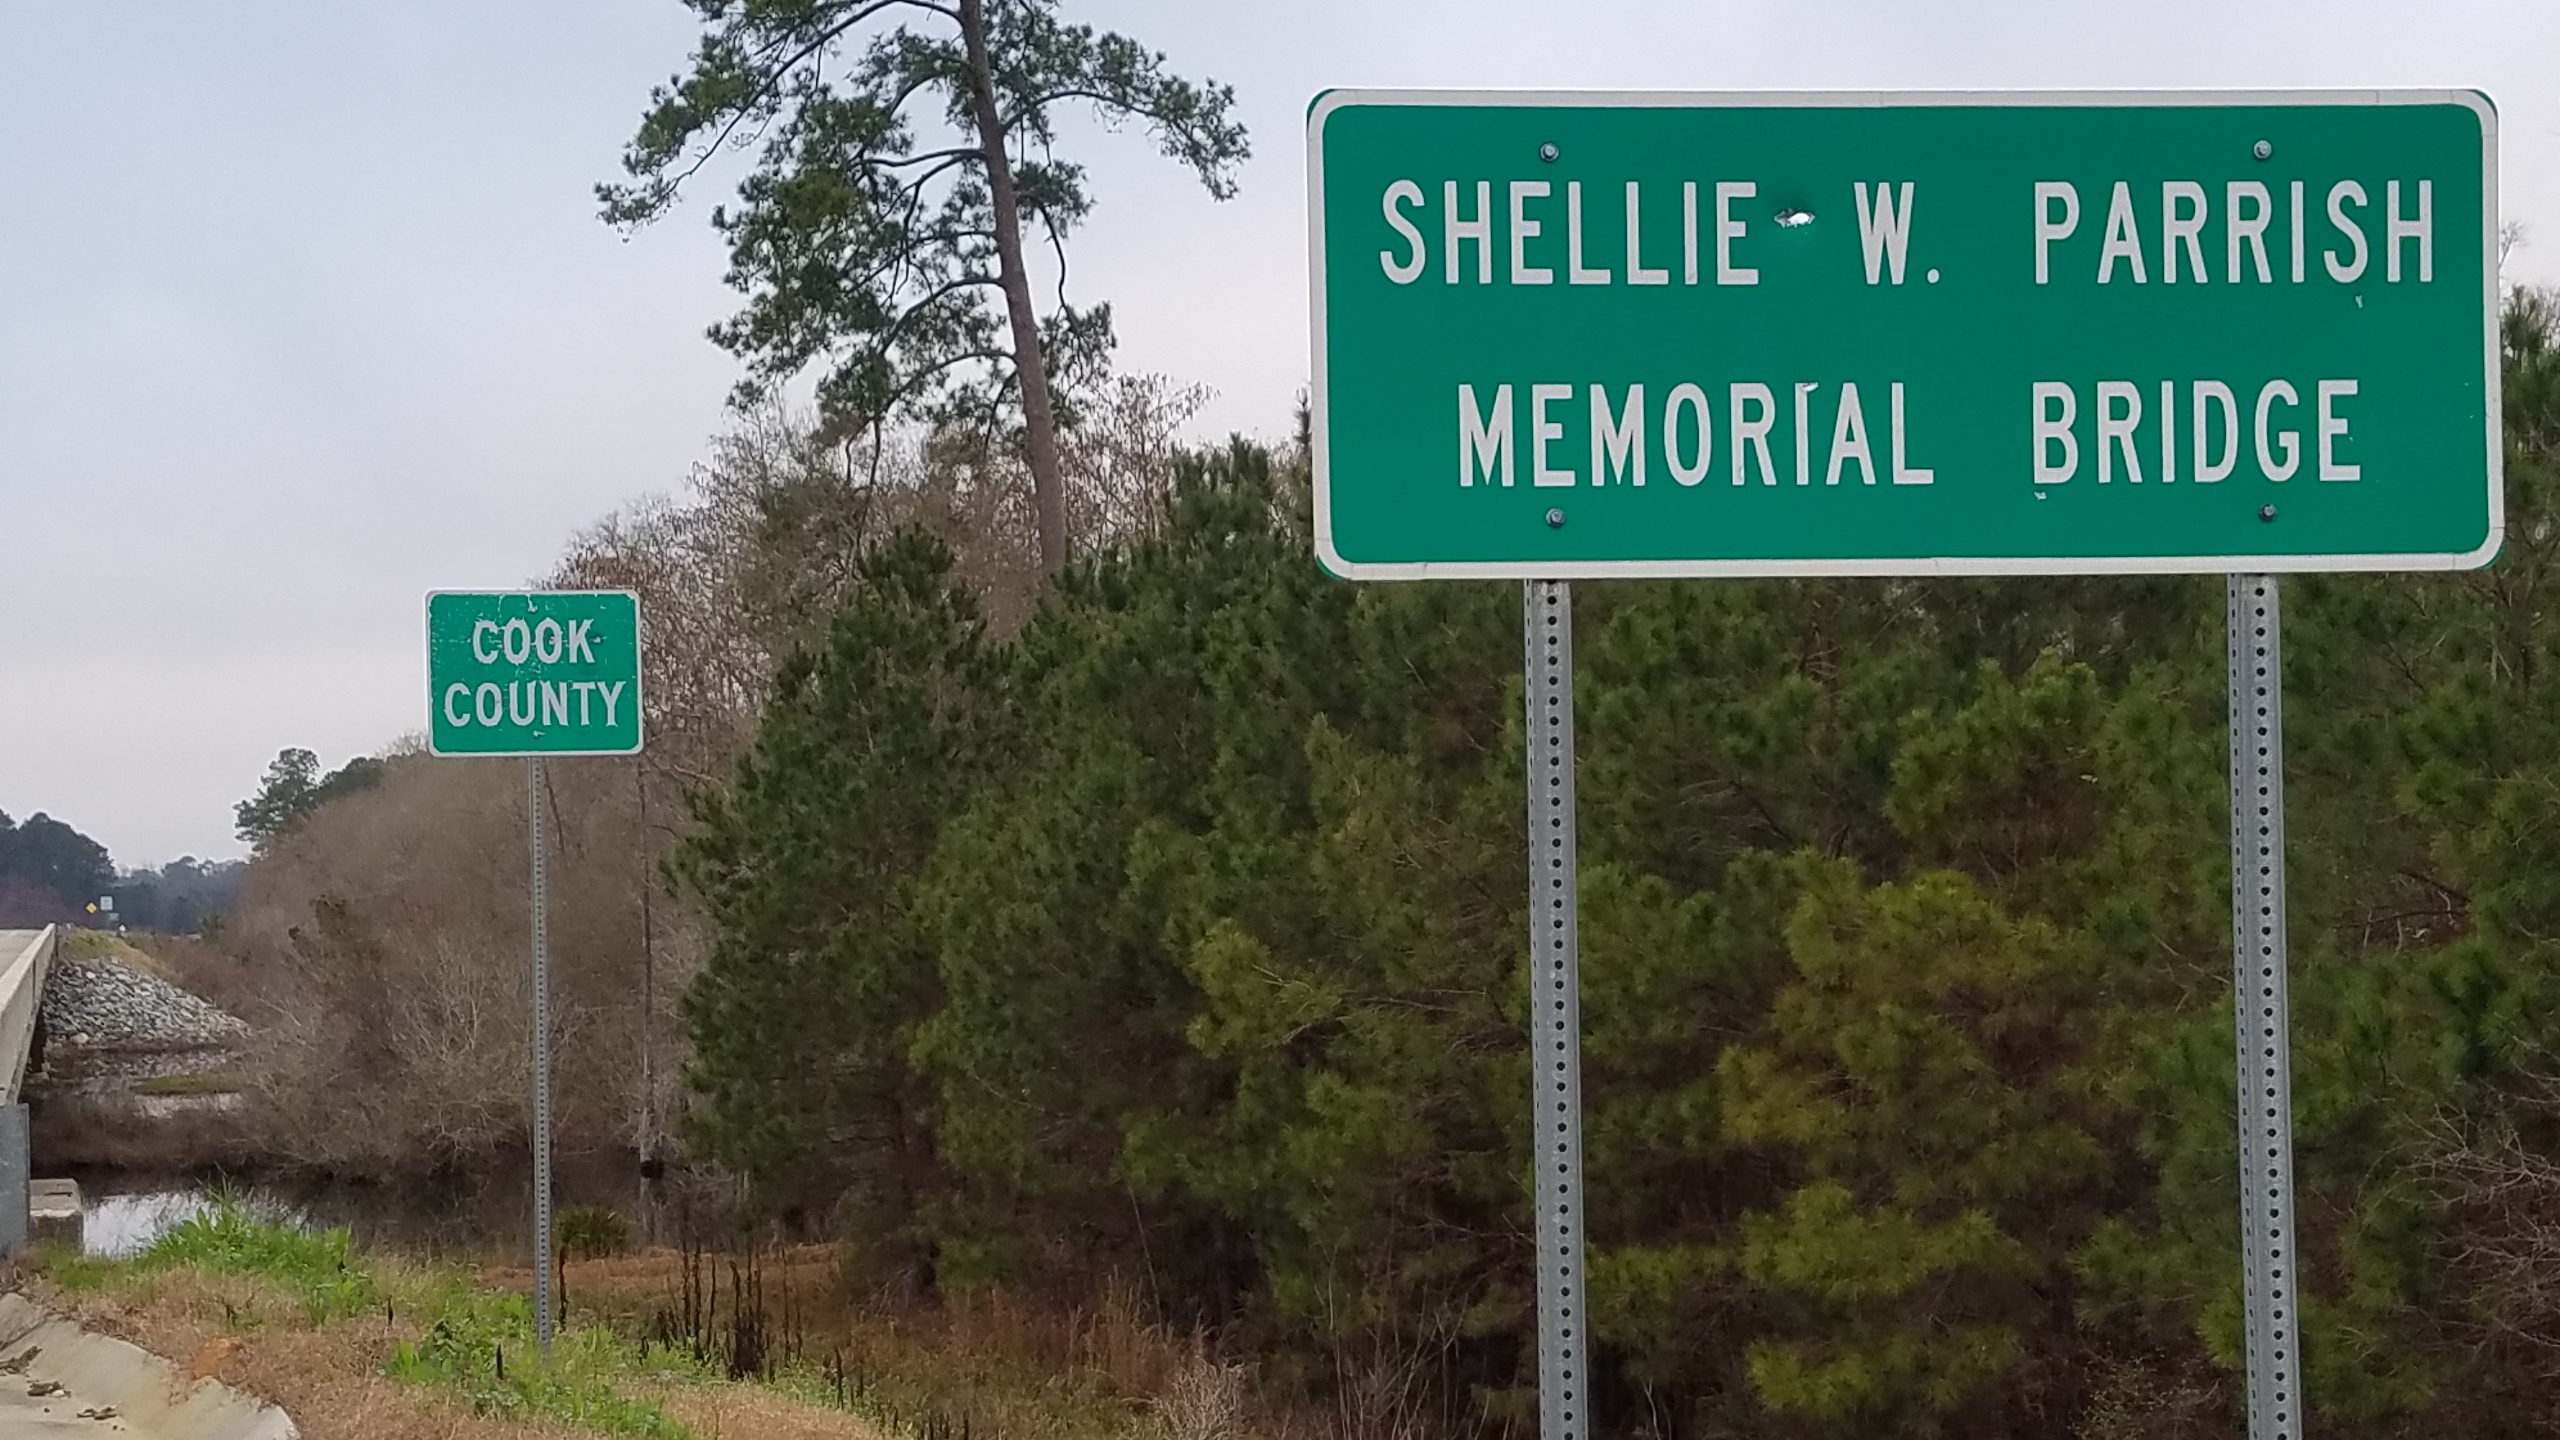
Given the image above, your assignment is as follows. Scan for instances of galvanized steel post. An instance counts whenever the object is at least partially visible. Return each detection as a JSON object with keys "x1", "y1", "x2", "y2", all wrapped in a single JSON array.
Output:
[
  {"x1": 530, "y1": 756, "x2": 555, "y2": 1357},
  {"x1": 1523, "y1": 580, "x2": 1587, "y2": 1440},
  {"x1": 2229, "y1": 575, "x2": 2301, "y2": 1439}
]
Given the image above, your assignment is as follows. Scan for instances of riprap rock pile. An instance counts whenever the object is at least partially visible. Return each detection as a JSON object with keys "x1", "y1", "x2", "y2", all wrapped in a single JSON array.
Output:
[{"x1": 38, "y1": 956, "x2": 249, "y2": 1050}]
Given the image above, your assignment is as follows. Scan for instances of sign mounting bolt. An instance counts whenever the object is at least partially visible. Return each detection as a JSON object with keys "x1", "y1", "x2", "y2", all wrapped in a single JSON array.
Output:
[
  {"x1": 2260, "y1": 503, "x2": 2279, "y2": 521},
  {"x1": 1546, "y1": 508, "x2": 1566, "y2": 529},
  {"x1": 2254, "y1": 139, "x2": 2273, "y2": 160},
  {"x1": 1539, "y1": 143, "x2": 1559, "y2": 163}
]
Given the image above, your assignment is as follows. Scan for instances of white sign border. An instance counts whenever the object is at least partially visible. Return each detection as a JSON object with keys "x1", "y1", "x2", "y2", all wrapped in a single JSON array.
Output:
[
  {"x1": 423, "y1": 589, "x2": 648, "y2": 759},
  {"x1": 1305, "y1": 87, "x2": 2503, "y2": 581}
]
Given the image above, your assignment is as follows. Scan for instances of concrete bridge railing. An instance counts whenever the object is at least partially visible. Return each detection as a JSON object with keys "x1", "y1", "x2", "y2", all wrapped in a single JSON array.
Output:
[
  {"x1": 0, "y1": 927, "x2": 56, "y2": 1106},
  {"x1": 0, "y1": 925, "x2": 57, "y2": 1252}
]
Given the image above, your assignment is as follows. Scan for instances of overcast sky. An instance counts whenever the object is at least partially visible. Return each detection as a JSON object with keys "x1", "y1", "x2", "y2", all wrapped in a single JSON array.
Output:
[{"x1": 2, "y1": 0, "x2": 2554, "y2": 868}]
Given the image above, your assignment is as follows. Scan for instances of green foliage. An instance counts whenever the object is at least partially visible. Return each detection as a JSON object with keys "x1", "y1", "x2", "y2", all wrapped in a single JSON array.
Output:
[
  {"x1": 56, "y1": 1189, "x2": 693, "y2": 1437},
  {"x1": 674, "y1": 299, "x2": 2560, "y2": 1438},
  {"x1": 39, "y1": 1244, "x2": 120, "y2": 1295},
  {"x1": 61, "y1": 928, "x2": 116, "y2": 959},
  {"x1": 558, "y1": 1205, "x2": 633, "y2": 1261},
  {"x1": 606, "y1": 0, "x2": 1247, "y2": 440},
  {"x1": 385, "y1": 1289, "x2": 693, "y2": 1439},
  {"x1": 137, "y1": 1198, "x2": 374, "y2": 1324},
  {"x1": 677, "y1": 528, "x2": 1005, "y2": 1250},
  {"x1": 1722, "y1": 862, "x2": 2117, "y2": 1434},
  {"x1": 233, "y1": 747, "x2": 384, "y2": 850}
]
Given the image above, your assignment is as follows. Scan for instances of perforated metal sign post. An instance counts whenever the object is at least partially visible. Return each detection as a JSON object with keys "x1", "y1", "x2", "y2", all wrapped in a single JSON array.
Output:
[
  {"x1": 425, "y1": 590, "x2": 646, "y2": 1356},
  {"x1": 528, "y1": 758, "x2": 556, "y2": 1356},
  {"x1": 1307, "y1": 87, "x2": 2502, "y2": 1440},
  {"x1": 1523, "y1": 581, "x2": 1587, "y2": 1440},
  {"x1": 2229, "y1": 576, "x2": 2301, "y2": 1440}
]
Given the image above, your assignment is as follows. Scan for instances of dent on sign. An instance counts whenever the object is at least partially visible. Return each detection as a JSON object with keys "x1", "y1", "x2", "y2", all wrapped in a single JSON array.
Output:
[{"x1": 424, "y1": 591, "x2": 644, "y2": 757}]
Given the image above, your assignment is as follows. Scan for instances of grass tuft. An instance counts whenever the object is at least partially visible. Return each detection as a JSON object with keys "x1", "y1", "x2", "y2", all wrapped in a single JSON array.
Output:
[
  {"x1": 385, "y1": 1288, "x2": 698, "y2": 1437},
  {"x1": 39, "y1": 1243, "x2": 121, "y2": 1294},
  {"x1": 61, "y1": 929, "x2": 118, "y2": 959},
  {"x1": 48, "y1": 1188, "x2": 696, "y2": 1439},
  {"x1": 557, "y1": 1204, "x2": 633, "y2": 1260},
  {"x1": 138, "y1": 1199, "x2": 373, "y2": 1324}
]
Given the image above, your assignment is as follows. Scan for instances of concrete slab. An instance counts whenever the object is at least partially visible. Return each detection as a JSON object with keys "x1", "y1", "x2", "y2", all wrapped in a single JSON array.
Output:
[
  {"x1": 0, "y1": 1293, "x2": 296, "y2": 1439},
  {"x1": 0, "y1": 1372, "x2": 123, "y2": 1434},
  {"x1": 31, "y1": 1179, "x2": 82, "y2": 1250}
]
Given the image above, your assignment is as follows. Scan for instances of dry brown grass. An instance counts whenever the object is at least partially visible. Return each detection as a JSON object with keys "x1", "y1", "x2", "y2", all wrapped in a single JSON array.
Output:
[
  {"x1": 644, "y1": 1383, "x2": 887, "y2": 1440},
  {"x1": 11, "y1": 1253, "x2": 881, "y2": 1440},
  {"x1": 125, "y1": 932, "x2": 276, "y2": 1025},
  {"x1": 549, "y1": 1247, "x2": 1305, "y2": 1440},
  {"x1": 9, "y1": 1234, "x2": 1349, "y2": 1440},
  {"x1": 93, "y1": 934, "x2": 178, "y2": 983},
  {"x1": 528, "y1": 1246, "x2": 846, "y2": 1332},
  {"x1": 22, "y1": 1264, "x2": 549, "y2": 1440}
]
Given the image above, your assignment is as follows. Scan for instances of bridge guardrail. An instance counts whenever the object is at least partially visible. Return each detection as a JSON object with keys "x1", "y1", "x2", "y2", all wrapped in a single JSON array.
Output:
[{"x1": 0, "y1": 926, "x2": 60, "y2": 1105}]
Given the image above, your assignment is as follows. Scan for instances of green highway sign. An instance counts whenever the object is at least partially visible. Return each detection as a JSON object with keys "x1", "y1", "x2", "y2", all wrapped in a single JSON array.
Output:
[
  {"x1": 1307, "y1": 90, "x2": 2500, "y2": 579},
  {"x1": 426, "y1": 591, "x2": 643, "y2": 757}
]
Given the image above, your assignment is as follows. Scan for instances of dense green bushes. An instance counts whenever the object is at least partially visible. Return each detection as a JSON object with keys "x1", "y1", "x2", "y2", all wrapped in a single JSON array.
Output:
[{"x1": 674, "y1": 295, "x2": 2560, "y2": 1438}]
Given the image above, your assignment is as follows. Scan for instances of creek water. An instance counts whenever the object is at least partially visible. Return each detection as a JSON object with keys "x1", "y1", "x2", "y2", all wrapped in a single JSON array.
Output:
[
  {"x1": 81, "y1": 1188, "x2": 303, "y2": 1257},
  {"x1": 72, "y1": 1156, "x2": 658, "y2": 1260}
]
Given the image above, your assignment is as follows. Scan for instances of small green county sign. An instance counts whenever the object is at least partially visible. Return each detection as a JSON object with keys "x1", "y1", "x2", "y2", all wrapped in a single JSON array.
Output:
[
  {"x1": 1307, "y1": 90, "x2": 2501, "y2": 579},
  {"x1": 426, "y1": 591, "x2": 643, "y2": 757}
]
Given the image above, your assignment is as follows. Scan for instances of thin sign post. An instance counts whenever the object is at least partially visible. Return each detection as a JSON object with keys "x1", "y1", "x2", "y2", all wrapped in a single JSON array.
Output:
[
  {"x1": 426, "y1": 590, "x2": 645, "y2": 1357},
  {"x1": 528, "y1": 757, "x2": 555, "y2": 1356},
  {"x1": 2229, "y1": 575, "x2": 2301, "y2": 1439},
  {"x1": 1523, "y1": 580, "x2": 1587, "y2": 1440},
  {"x1": 1307, "y1": 89, "x2": 2499, "y2": 1440}
]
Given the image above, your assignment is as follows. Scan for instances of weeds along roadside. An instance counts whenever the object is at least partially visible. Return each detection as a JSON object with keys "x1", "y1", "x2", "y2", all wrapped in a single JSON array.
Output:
[
  {"x1": 580, "y1": 1235, "x2": 1284, "y2": 1440},
  {"x1": 19, "y1": 1196, "x2": 1301, "y2": 1440},
  {"x1": 33, "y1": 1198, "x2": 704, "y2": 1439}
]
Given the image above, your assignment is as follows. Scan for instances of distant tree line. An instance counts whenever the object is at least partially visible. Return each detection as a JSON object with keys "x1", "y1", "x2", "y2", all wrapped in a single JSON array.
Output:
[
  {"x1": 112, "y1": 856, "x2": 247, "y2": 937},
  {"x1": 0, "y1": 809, "x2": 239, "y2": 935},
  {"x1": 661, "y1": 293, "x2": 2560, "y2": 1439},
  {"x1": 0, "y1": 810, "x2": 114, "y2": 927}
]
